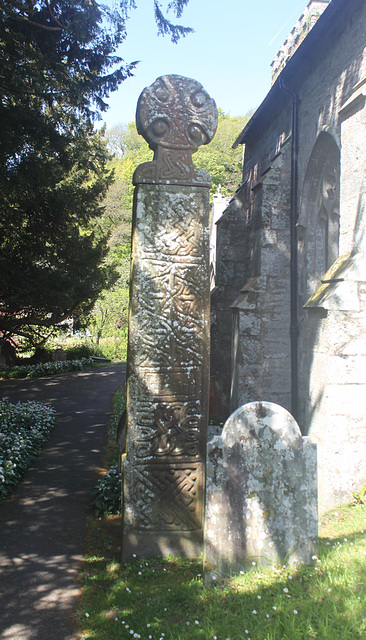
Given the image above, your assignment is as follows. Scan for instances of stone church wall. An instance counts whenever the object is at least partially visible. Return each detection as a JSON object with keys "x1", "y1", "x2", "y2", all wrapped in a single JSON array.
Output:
[
  {"x1": 230, "y1": 144, "x2": 292, "y2": 414},
  {"x1": 211, "y1": 0, "x2": 366, "y2": 512}
]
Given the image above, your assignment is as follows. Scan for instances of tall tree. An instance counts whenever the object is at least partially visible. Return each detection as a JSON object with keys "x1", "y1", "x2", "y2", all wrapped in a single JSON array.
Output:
[
  {"x1": 0, "y1": 0, "x2": 192, "y2": 356},
  {"x1": 194, "y1": 110, "x2": 251, "y2": 196}
]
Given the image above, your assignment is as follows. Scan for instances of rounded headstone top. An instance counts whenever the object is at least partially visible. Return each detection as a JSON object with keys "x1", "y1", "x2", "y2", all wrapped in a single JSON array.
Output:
[
  {"x1": 222, "y1": 401, "x2": 302, "y2": 449},
  {"x1": 136, "y1": 74, "x2": 218, "y2": 152}
]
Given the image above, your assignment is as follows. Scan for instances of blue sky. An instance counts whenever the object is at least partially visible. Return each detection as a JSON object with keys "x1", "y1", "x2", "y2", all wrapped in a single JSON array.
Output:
[{"x1": 101, "y1": 0, "x2": 312, "y2": 129}]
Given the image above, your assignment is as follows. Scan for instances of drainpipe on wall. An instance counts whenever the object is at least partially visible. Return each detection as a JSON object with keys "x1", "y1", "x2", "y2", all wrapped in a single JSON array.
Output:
[{"x1": 279, "y1": 76, "x2": 299, "y2": 422}]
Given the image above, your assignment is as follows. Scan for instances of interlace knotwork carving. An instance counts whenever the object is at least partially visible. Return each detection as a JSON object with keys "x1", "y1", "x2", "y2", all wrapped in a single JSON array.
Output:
[{"x1": 133, "y1": 75, "x2": 218, "y2": 186}]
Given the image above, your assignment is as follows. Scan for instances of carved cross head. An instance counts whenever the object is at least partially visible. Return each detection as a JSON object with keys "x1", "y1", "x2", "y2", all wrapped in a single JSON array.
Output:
[{"x1": 133, "y1": 74, "x2": 218, "y2": 186}]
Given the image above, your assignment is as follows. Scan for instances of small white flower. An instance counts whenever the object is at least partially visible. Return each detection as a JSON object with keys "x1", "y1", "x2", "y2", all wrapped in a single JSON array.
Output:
[
  {"x1": 252, "y1": 561, "x2": 256, "y2": 566},
  {"x1": 195, "y1": 620, "x2": 200, "y2": 625},
  {"x1": 283, "y1": 588, "x2": 289, "y2": 593},
  {"x1": 272, "y1": 606, "x2": 277, "y2": 611},
  {"x1": 252, "y1": 609, "x2": 257, "y2": 614},
  {"x1": 257, "y1": 595, "x2": 261, "y2": 599},
  {"x1": 85, "y1": 613, "x2": 89, "y2": 618},
  {"x1": 293, "y1": 610, "x2": 298, "y2": 615}
]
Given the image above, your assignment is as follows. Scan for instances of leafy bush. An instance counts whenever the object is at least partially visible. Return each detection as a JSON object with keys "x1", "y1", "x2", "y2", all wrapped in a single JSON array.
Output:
[
  {"x1": 52, "y1": 337, "x2": 127, "y2": 363},
  {"x1": 90, "y1": 465, "x2": 121, "y2": 516},
  {"x1": 64, "y1": 343, "x2": 105, "y2": 361},
  {"x1": 0, "y1": 400, "x2": 56, "y2": 501},
  {"x1": 94, "y1": 335, "x2": 128, "y2": 362},
  {"x1": 0, "y1": 357, "x2": 98, "y2": 379},
  {"x1": 352, "y1": 484, "x2": 366, "y2": 505}
]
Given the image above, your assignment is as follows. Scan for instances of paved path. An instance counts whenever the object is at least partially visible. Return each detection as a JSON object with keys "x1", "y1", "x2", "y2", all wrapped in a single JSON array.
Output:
[{"x1": 0, "y1": 364, "x2": 126, "y2": 640}]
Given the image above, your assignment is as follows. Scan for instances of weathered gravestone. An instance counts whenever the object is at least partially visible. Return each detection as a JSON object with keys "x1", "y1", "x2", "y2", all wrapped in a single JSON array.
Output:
[
  {"x1": 204, "y1": 402, "x2": 318, "y2": 585},
  {"x1": 122, "y1": 75, "x2": 218, "y2": 560},
  {"x1": 52, "y1": 348, "x2": 67, "y2": 362}
]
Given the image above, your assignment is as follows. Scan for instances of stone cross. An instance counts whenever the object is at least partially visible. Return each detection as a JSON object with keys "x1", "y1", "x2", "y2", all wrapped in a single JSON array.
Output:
[{"x1": 122, "y1": 75, "x2": 218, "y2": 560}]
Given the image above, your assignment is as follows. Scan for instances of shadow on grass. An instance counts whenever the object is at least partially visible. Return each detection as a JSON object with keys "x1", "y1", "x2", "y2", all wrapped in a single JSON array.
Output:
[{"x1": 78, "y1": 506, "x2": 366, "y2": 640}]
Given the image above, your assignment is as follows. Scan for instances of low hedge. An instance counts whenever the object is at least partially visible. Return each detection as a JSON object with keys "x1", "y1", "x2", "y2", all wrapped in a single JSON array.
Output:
[{"x1": 0, "y1": 357, "x2": 98, "y2": 380}]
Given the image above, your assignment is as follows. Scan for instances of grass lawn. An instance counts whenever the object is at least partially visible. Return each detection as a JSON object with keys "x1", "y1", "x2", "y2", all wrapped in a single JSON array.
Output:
[{"x1": 77, "y1": 503, "x2": 366, "y2": 640}]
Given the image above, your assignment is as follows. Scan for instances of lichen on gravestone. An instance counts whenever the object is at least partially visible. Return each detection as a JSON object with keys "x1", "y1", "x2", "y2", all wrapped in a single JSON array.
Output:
[{"x1": 204, "y1": 401, "x2": 318, "y2": 585}]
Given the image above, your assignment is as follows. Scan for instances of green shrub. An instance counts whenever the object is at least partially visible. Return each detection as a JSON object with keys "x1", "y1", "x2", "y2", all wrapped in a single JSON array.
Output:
[
  {"x1": 96, "y1": 335, "x2": 128, "y2": 362},
  {"x1": 0, "y1": 357, "x2": 98, "y2": 380},
  {"x1": 0, "y1": 400, "x2": 56, "y2": 501},
  {"x1": 90, "y1": 465, "x2": 121, "y2": 516},
  {"x1": 64, "y1": 343, "x2": 105, "y2": 360}
]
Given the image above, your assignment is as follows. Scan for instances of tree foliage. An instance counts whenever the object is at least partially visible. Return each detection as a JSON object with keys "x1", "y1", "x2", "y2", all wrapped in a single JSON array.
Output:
[
  {"x1": 0, "y1": 0, "x2": 191, "y2": 355},
  {"x1": 194, "y1": 110, "x2": 251, "y2": 196},
  {"x1": 84, "y1": 112, "x2": 249, "y2": 352}
]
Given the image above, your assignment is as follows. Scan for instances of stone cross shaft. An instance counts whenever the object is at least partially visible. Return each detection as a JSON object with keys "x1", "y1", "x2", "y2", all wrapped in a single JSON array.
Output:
[{"x1": 122, "y1": 75, "x2": 218, "y2": 559}]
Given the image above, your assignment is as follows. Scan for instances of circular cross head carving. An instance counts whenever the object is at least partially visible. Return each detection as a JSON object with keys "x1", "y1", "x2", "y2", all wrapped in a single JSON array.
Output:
[{"x1": 136, "y1": 74, "x2": 218, "y2": 152}]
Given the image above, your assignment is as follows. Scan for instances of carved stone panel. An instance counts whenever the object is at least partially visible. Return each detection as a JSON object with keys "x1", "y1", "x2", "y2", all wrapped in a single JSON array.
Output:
[
  {"x1": 125, "y1": 463, "x2": 204, "y2": 531},
  {"x1": 133, "y1": 74, "x2": 217, "y2": 186},
  {"x1": 123, "y1": 182, "x2": 212, "y2": 559},
  {"x1": 123, "y1": 76, "x2": 216, "y2": 560}
]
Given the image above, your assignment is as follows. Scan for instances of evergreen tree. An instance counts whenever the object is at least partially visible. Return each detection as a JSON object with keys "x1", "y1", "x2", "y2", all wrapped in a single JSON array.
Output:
[{"x1": 0, "y1": 0, "x2": 191, "y2": 354}]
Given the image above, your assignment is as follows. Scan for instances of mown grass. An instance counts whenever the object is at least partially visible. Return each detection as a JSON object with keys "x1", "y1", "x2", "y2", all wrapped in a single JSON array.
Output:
[
  {"x1": 79, "y1": 387, "x2": 366, "y2": 639},
  {"x1": 78, "y1": 503, "x2": 366, "y2": 639}
]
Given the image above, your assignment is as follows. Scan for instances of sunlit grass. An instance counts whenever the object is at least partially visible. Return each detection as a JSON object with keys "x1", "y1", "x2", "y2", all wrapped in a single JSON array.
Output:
[{"x1": 77, "y1": 505, "x2": 366, "y2": 640}]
